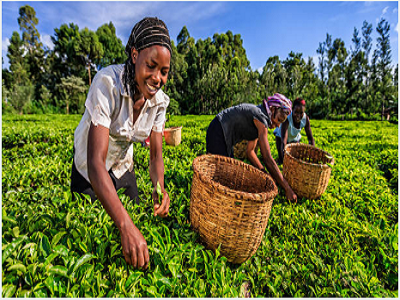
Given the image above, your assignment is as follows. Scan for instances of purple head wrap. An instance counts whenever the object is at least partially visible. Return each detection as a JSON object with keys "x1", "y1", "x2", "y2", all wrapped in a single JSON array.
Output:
[{"x1": 264, "y1": 93, "x2": 292, "y2": 114}]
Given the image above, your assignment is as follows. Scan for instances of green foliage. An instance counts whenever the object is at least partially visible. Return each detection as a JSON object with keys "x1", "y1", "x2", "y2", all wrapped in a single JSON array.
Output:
[
  {"x1": 2, "y1": 5, "x2": 398, "y2": 117},
  {"x1": 2, "y1": 115, "x2": 398, "y2": 297},
  {"x1": 56, "y1": 76, "x2": 87, "y2": 114},
  {"x1": 95, "y1": 22, "x2": 126, "y2": 69},
  {"x1": 8, "y1": 84, "x2": 35, "y2": 114}
]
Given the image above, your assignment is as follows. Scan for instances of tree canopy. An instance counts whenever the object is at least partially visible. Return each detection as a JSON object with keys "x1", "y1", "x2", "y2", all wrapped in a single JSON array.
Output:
[{"x1": 2, "y1": 5, "x2": 398, "y2": 119}]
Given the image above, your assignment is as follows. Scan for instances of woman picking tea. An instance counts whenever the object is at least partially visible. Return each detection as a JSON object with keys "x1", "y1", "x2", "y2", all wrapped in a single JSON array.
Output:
[
  {"x1": 70, "y1": 17, "x2": 172, "y2": 269},
  {"x1": 206, "y1": 93, "x2": 297, "y2": 203},
  {"x1": 273, "y1": 97, "x2": 315, "y2": 164}
]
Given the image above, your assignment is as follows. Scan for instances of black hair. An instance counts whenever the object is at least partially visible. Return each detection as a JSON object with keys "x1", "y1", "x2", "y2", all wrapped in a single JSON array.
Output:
[
  {"x1": 292, "y1": 98, "x2": 306, "y2": 109},
  {"x1": 122, "y1": 17, "x2": 172, "y2": 101}
]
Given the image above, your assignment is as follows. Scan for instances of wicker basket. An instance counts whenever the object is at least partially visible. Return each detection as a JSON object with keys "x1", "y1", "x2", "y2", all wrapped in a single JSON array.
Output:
[
  {"x1": 164, "y1": 126, "x2": 182, "y2": 146},
  {"x1": 190, "y1": 154, "x2": 278, "y2": 264},
  {"x1": 283, "y1": 143, "x2": 334, "y2": 199},
  {"x1": 233, "y1": 140, "x2": 260, "y2": 160}
]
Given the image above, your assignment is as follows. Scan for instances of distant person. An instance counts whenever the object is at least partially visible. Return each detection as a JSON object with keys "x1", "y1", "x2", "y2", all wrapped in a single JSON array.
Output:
[
  {"x1": 274, "y1": 97, "x2": 315, "y2": 164},
  {"x1": 206, "y1": 93, "x2": 297, "y2": 203},
  {"x1": 70, "y1": 17, "x2": 172, "y2": 270}
]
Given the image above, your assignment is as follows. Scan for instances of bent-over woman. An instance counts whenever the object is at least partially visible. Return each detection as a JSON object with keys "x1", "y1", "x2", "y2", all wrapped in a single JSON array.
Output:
[{"x1": 206, "y1": 93, "x2": 297, "y2": 203}]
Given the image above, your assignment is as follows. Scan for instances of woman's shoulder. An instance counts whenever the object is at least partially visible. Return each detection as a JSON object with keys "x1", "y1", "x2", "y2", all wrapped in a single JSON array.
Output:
[
  {"x1": 148, "y1": 89, "x2": 170, "y2": 107},
  {"x1": 90, "y1": 65, "x2": 125, "y2": 95},
  {"x1": 95, "y1": 64, "x2": 124, "y2": 80}
]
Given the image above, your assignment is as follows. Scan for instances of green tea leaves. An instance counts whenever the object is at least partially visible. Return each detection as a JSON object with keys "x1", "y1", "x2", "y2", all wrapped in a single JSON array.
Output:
[
  {"x1": 156, "y1": 181, "x2": 163, "y2": 204},
  {"x1": 72, "y1": 253, "x2": 96, "y2": 274},
  {"x1": 2, "y1": 115, "x2": 398, "y2": 297}
]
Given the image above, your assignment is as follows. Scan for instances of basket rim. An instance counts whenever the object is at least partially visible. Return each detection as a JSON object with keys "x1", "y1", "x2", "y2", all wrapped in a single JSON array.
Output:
[
  {"x1": 164, "y1": 126, "x2": 182, "y2": 131},
  {"x1": 284, "y1": 143, "x2": 334, "y2": 168},
  {"x1": 192, "y1": 154, "x2": 278, "y2": 202}
]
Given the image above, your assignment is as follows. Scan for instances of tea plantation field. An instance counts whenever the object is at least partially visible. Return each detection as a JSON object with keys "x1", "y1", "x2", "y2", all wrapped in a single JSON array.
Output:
[{"x1": 2, "y1": 114, "x2": 398, "y2": 297}]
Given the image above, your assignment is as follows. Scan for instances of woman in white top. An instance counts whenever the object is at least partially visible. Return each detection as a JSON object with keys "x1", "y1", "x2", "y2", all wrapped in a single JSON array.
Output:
[
  {"x1": 70, "y1": 17, "x2": 171, "y2": 270},
  {"x1": 274, "y1": 97, "x2": 315, "y2": 164}
]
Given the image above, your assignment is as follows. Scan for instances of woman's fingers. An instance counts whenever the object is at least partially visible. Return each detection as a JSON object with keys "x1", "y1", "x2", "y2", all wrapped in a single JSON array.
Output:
[
  {"x1": 137, "y1": 248, "x2": 145, "y2": 269},
  {"x1": 123, "y1": 248, "x2": 132, "y2": 266},
  {"x1": 130, "y1": 247, "x2": 137, "y2": 269},
  {"x1": 155, "y1": 192, "x2": 170, "y2": 217},
  {"x1": 143, "y1": 245, "x2": 150, "y2": 269}
]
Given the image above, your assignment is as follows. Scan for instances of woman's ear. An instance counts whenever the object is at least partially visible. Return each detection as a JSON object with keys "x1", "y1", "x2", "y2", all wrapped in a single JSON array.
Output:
[{"x1": 131, "y1": 48, "x2": 139, "y2": 64}]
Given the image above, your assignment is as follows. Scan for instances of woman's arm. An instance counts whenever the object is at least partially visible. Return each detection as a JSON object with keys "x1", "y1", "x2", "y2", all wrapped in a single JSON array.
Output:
[
  {"x1": 149, "y1": 130, "x2": 170, "y2": 217},
  {"x1": 253, "y1": 119, "x2": 297, "y2": 203},
  {"x1": 279, "y1": 119, "x2": 289, "y2": 161},
  {"x1": 304, "y1": 115, "x2": 315, "y2": 146},
  {"x1": 246, "y1": 139, "x2": 264, "y2": 170},
  {"x1": 87, "y1": 123, "x2": 149, "y2": 269}
]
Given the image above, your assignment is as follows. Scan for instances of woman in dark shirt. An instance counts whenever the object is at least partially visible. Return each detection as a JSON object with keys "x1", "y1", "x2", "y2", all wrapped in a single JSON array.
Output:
[{"x1": 206, "y1": 93, "x2": 297, "y2": 203}]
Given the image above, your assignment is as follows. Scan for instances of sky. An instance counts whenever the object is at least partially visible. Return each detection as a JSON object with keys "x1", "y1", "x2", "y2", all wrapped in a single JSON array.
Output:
[{"x1": 1, "y1": 1, "x2": 399, "y2": 73}]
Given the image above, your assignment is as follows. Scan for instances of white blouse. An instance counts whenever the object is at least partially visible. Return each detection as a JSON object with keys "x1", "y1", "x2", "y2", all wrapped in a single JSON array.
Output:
[{"x1": 73, "y1": 64, "x2": 169, "y2": 182}]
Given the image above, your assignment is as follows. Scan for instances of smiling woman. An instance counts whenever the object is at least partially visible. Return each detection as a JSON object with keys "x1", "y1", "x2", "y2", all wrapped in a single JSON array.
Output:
[{"x1": 70, "y1": 17, "x2": 172, "y2": 270}]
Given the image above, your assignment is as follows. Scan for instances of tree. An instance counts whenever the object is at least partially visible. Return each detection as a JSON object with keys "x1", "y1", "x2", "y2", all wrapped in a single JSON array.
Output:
[
  {"x1": 326, "y1": 37, "x2": 347, "y2": 114},
  {"x1": 283, "y1": 52, "x2": 306, "y2": 98},
  {"x1": 317, "y1": 41, "x2": 326, "y2": 84},
  {"x1": 301, "y1": 57, "x2": 321, "y2": 117},
  {"x1": 7, "y1": 31, "x2": 29, "y2": 85},
  {"x1": 260, "y1": 56, "x2": 287, "y2": 99},
  {"x1": 51, "y1": 23, "x2": 83, "y2": 79},
  {"x1": 164, "y1": 40, "x2": 187, "y2": 115},
  {"x1": 9, "y1": 84, "x2": 35, "y2": 114},
  {"x1": 77, "y1": 27, "x2": 104, "y2": 85},
  {"x1": 361, "y1": 21, "x2": 373, "y2": 112},
  {"x1": 56, "y1": 75, "x2": 87, "y2": 114},
  {"x1": 96, "y1": 22, "x2": 126, "y2": 69},
  {"x1": 351, "y1": 27, "x2": 361, "y2": 57},
  {"x1": 18, "y1": 5, "x2": 41, "y2": 53},
  {"x1": 17, "y1": 5, "x2": 45, "y2": 98},
  {"x1": 177, "y1": 26, "x2": 191, "y2": 55},
  {"x1": 375, "y1": 19, "x2": 392, "y2": 120},
  {"x1": 362, "y1": 21, "x2": 373, "y2": 64}
]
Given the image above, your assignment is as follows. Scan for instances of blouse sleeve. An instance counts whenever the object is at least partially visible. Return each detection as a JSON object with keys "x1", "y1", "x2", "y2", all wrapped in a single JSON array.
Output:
[
  {"x1": 84, "y1": 73, "x2": 116, "y2": 129},
  {"x1": 152, "y1": 93, "x2": 170, "y2": 133}
]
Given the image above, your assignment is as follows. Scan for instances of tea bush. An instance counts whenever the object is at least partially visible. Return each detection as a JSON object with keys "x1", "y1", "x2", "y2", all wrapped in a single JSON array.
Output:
[{"x1": 2, "y1": 115, "x2": 398, "y2": 297}]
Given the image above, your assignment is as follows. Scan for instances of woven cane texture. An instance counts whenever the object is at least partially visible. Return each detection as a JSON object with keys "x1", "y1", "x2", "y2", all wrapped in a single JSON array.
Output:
[
  {"x1": 190, "y1": 154, "x2": 278, "y2": 264},
  {"x1": 164, "y1": 126, "x2": 182, "y2": 146},
  {"x1": 233, "y1": 140, "x2": 260, "y2": 160},
  {"x1": 283, "y1": 143, "x2": 334, "y2": 199}
]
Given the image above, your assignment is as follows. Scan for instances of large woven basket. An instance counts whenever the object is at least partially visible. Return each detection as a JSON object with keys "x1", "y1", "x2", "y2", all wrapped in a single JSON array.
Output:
[
  {"x1": 233, "y1": 140, "x2": 260, "y2": 160},
  {"x1": 190, "y1": 154, "x2": 278, "y2": 264},
  {"x1": 164, "y1": 126, "x2": 182, "y2": 146},
  {"x1": 283, "y1": 143, "x2": 334, "y2": 199}
]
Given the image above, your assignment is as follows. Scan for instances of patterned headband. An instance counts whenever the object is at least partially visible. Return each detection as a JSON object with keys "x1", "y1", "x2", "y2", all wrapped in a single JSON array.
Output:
[
  {"x1": 265, "y1": 93, "x2": 292, "y2": 114},
  {"x1": 125, "y1": 17, "x2": 172, "y2": 56}
]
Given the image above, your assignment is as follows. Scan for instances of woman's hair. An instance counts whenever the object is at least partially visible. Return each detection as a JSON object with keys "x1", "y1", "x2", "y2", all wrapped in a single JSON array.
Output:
[
  {"x1": 293, "y1": 98, "x2": 306, "y2": 109},
  {"x1": 123, "y1": 17, "x2": 172, "y2": 100}
]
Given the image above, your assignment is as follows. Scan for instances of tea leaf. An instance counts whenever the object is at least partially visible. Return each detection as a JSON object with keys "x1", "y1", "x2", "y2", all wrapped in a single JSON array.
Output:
[
  {"x1": 72, "y1": 253, "x2": 96, "y2": 273},
  {"x1": 2, "y1": 235, "x2": 28, "y2": 263}
]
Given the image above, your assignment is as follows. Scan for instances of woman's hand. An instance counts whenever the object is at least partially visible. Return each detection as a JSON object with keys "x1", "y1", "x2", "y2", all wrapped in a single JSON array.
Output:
[
  {"x1": 285, "y1": 187, "x2": 298, "y2": 203},
  {"x1": 152, "y1": 188, "x2": 170, "y2": 217},
  {"x1": 119, "y1": 216, "x2": 150, "y2": 269}
]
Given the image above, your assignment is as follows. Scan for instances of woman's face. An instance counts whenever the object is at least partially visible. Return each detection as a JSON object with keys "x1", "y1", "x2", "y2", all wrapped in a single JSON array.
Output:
[
  {"x1": 292, "y1": 105, "x2": 305, "y2": 123},
  {"x1": 132, "y1": 45, "x2": 171, "y2": 100},
  {"x1": 270, "y1": 107, "x2": 290, "y2": 128}
]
